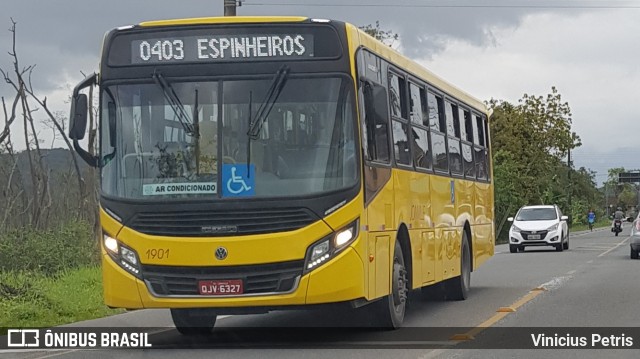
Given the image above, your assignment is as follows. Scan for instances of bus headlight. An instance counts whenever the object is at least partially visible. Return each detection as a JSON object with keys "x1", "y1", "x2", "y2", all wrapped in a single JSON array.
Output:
[
  {"x1": 103, "y1": 234, "x2": 142, "y2": 279},
  {"x1": 304, "y1": 219, "x2": 359, "y2": 274}
]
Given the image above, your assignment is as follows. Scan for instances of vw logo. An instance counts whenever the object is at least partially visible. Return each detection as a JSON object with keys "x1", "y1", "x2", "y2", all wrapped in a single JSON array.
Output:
[{"x1": 215, "y1": 247, "x2": 228, "y2": 260}]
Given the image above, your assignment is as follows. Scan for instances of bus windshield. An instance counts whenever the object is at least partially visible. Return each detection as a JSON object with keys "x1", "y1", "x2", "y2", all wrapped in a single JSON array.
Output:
[{"x1": 100, "y1": 76, "x2": 357, "y2": 200}]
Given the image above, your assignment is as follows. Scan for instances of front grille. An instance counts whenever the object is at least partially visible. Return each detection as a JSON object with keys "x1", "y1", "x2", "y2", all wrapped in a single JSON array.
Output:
[
  {"x1": 129, "y1": 208, "x2": 317, "y2": 237},
  {"x1": 142, "y1": 261, "x2": 304, "y2": 296},
  {"x1": 521, "y1": 230, "x2": 548, "y2": 240}
]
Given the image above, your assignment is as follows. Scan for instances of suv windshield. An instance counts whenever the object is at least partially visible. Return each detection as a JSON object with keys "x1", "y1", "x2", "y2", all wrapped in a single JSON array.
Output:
[
  {"x1": 100, "y1": 76, "x2": 357, "y2": 199},
  {"x1": 516, "y1": 208, "x2": 558, "y2": 221}
]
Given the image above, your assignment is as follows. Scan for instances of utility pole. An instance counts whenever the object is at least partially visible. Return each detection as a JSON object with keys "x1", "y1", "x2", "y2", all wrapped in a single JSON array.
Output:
[{"x1": 224, "y1": 0, "x2": 240, "y2": 16}]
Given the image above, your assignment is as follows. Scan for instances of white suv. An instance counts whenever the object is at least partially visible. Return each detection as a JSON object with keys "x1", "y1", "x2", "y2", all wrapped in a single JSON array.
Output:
[{"x1": 508, "y1": 205, "x2": 569, "y2": 253}]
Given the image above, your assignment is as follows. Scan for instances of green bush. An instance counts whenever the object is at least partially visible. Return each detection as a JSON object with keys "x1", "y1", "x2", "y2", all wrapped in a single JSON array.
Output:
[
  {"x1": 0, "y1": 220, "x2": 99, "y2": 275},
  {"x1": 0, "y1": 267, "x2": 123, "y2": 331}
]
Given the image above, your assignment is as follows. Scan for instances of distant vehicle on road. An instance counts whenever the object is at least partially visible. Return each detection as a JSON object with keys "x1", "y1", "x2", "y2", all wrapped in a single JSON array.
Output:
[
  {"x1": 507, "y1": 205, "x2": 569, "y2": 253},
  {"x1": 630, "y1": 213, "x2": 640, "y2": 259}
]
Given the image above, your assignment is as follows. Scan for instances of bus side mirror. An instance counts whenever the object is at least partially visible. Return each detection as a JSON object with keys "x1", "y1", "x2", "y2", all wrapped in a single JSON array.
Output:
[
  {"x1": 69, "y1": 94, "x2": 88, "y2": 140},
  {"x1": 69, "y1": 73, "x2": 99, "y2": 167}
]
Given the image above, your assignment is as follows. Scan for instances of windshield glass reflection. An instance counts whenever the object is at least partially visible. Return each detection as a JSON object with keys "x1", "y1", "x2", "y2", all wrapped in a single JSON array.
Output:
[{"x1": 100, "y1": 77, "x2": 357, "y2": 200}]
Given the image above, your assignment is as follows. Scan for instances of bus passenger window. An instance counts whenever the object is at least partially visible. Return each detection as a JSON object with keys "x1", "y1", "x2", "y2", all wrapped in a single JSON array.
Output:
[
  {"x1": 389, "y1": 73, "x2": 407, "y2": 119},
  {"x1": 445, "y1": 101, "x2": 458, "y2": 137},
  {"x1": 392, "y1": 120, "x2": 411, "y2": 166},
  {"x1": 427, "y1": 91, "x2": 445, "y2": 133},
  {"x1": 409, "y1": 83, "x2": 426, "y2": 125},
  {"x1": 461, "y1": 109, "x2": 473, "y2": 143},
  {"x1": 449, "y1": 138, "x2": 462, "y2": 175},
  {"x1": 412, "y1": 127, "x2": 431, "y2": 169},
  {"x1": 431, "y1": 132, "x2": 448, "y2": 172},
  {"x1": 462, "y1": 143, "x2": 475, "y2": 178}
]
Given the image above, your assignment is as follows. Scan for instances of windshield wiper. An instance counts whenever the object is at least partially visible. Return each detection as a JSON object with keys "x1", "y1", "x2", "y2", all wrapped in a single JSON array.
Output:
[
  {"x1": 247, "y1": 65, "x2": 290, "y2": 139},
  {"x1": 153, "y1": 70, "x2": 195, "y2": 136}
]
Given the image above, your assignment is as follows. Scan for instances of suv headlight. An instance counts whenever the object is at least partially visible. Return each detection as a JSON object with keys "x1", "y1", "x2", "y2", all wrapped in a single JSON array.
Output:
[
  {"x1": 103, "y1": 233, "x2": 142, "y2": 278},
  {"x1": 304, "y1": 219, "x2": 359, "y2": 274},
  {"x1": 511, "y1": 225, "x2": 522, "y2": 233},
  {"x1": 546, "y1": 223, "x2": 559, "y2": 232}
]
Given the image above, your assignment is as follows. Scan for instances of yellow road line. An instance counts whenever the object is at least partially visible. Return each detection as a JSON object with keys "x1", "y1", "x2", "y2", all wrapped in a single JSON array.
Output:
[{"x1": 451, "y1": 288, "x2": 546, "y2": 341}]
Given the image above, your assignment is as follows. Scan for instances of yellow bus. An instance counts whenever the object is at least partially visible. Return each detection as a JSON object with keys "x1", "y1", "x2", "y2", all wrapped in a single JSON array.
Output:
[{"x1": 69, "y1": 16, "x2": 494, "y2": 334}]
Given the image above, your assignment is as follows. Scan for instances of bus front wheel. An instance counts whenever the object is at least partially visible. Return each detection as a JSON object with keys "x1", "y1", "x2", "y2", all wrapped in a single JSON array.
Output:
[
  {"x1": 373, "y1": 240, "x2": 407, "y2": 329},
  {"x1": 171, "y1": 308, "x2": 217, "y2": 336}
]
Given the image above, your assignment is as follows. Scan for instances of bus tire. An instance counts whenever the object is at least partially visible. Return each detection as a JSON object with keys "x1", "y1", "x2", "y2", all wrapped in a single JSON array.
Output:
[
  {"x1": 171, "y1": 308, "x2": 217, "y2": 336},
  {"x1": 374, "y1": 240, "x2": 408, "y2": 329},
  {"x1": 444, "y1": 232, "x2": 471, "y2": 301}
]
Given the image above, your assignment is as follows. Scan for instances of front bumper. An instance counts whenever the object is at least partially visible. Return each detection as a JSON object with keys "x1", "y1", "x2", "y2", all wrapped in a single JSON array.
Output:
[
  {"x1": 509, "y1": 229, "x2": 562, "y2": 247},
  {"x1": 102, "y1": 244, "x2": 366, "y2": 310}
]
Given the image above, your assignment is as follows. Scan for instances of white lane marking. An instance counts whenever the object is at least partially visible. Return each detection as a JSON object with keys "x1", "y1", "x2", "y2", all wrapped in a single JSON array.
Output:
[
  {"x1": 419, "y1": 348, "x2": 448, "y2": 359},
  {"x1": 598, "y1": 237, "x2": 630, "y2": 257},
  {"x1": 33, "y1": 350, "x2": 80, "y2": 359},
  {"x1": 587, "y1": 260, "x2": 593, "y2": 263},
  {"x1": 538, "y1": 276, "x2": 572, "y2": 291},
  {"x1": 567, "y1": 270, "x2": 576, "y2": 275}
]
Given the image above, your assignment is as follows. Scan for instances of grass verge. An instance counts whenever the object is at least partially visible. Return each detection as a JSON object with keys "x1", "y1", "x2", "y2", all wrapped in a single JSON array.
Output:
[{"x1": 0, "y1": 266, "x2": 123, "y2": 333}]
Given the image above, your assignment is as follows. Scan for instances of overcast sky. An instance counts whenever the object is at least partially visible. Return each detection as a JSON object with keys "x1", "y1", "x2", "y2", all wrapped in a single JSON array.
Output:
[{"x1": 1, "y1": 0, "x2": 639, "y2": 184}]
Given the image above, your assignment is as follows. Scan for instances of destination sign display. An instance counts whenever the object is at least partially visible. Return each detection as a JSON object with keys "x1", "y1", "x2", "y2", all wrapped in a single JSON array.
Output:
[
  {"x1": 106, "y1": 25, "x2": 342, "y2": 66},
  {"x1": 131, "y1": 34, "x2": 314, "y2": 64}
]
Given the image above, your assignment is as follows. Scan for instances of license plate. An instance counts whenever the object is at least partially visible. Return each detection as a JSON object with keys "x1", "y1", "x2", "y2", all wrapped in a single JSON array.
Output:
[
  {"x1": 527, "y1": 234, "x2": 541, "y2": 240},
  {"x1": 198, "y1": 280, "x2": 243, "y2": 295}
]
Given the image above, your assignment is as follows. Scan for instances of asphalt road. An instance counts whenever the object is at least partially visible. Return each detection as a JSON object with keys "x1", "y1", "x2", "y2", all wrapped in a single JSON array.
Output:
[{"x1": 2, "y1": 226, "x2": 639, "y2": 358}]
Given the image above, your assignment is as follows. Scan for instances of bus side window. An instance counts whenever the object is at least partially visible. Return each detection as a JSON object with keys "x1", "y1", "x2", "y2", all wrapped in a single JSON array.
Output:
[
  {"x1": 460, "y1": 108, "x2": 475, "y2": 178},
  {"x1": 446, "y1": 101, "x2": 462, "y2": 175},
  {"x1": 361, "y1": 81, "x2": 390, "y2": 163},
  {"x1": 428, "y1": 91, "x2": 448, "y2": 172},
  {"x1": 473, "y1": 114, "x2": 487, "y2": 180}
]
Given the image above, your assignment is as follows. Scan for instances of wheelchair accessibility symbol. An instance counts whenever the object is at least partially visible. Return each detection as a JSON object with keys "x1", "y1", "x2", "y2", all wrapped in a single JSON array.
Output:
[{"x1": 222, "y1": 164, "x2": 255, "y2": 197}]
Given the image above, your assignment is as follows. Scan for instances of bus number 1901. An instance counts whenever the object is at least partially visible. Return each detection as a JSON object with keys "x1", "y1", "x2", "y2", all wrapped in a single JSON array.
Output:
[
  {"x1": 139, "y1": 40, "x2": 185, "y2": 62},
  {"x1": 146, "y1": 248, "x2": 169, "y2": 260}
]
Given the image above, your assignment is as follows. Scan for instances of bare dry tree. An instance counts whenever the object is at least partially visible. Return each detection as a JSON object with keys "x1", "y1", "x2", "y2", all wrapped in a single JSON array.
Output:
[{"x1": 0, "y1": 18, "x2": 88, "y2": 230}]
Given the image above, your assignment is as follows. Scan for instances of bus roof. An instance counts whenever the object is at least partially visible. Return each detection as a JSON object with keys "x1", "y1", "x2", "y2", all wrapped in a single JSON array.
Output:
[
  {"x1": 138, "y1": 16, "x2": 309, "y2": 27},
  {"x1": 345, "y1": 23, "x2": 488, "y2": 114}
]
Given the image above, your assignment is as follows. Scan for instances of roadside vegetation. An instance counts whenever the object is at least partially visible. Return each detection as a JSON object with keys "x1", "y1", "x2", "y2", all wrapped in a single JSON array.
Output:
[
  {"x1": 0, "y1": 21, "x2": 120, "y2": 333},
  {"x1": 0, "y1": 222, "x2": 122, "y2": 334}
]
